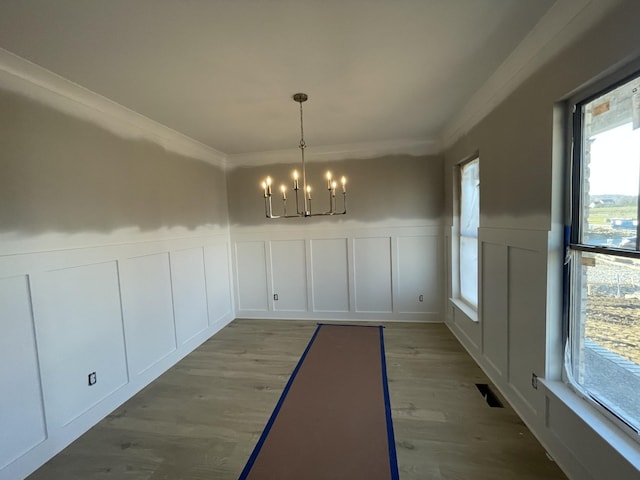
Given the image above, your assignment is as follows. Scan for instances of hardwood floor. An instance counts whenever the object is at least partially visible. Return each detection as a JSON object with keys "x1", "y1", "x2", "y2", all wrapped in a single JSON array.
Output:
[{"x1": 28, "y1": 319, "x2": 567, "y2": 479}]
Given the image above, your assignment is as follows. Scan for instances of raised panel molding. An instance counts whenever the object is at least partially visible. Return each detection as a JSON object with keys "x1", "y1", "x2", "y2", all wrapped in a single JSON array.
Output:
[
  {"x1": 119, "y1": 253, "x2": 176, "y2": 376},
  {"x1": 481, "y1": 241, "x2": 508, "y2": 377},
  {"x1": 170, "y1": 248, "x2": 209, "y2": 344},
  {"x1": 270, "y1": 240, "x2": 307, "y2": 312},
  {"x1": 396, "y1": 235, "x2": 443, "y2": 314},
  {"x1": 232, "y1": 226, "x2": 443, "y2": 321},
  {"x1": 507, "y1": 246, "x2": 546, "y2": 415},
  {"x1": 353, "y1": 237, "x2": 393, "y2": 313},
  {"x1": 0, "y1": 234, "x2": 234, "y2": 480},
  {"x1": 447, "y1": 227, "x2": 551, "y2": 431},
  {"x1": 235, "y1": 241, "x2": 269, "y2": 312},
  {"x1": 449, "y1": 227, "x2": 549, "y2": 422},
  {"x1": 0, "y1": 275, "x2": 47, "y2": 469},
  {"x1": 310, "y1": 238, "x2": 350, "y2": 312},
  {"x1": 204, "y1": 242, "x2": 233, "y2": 324},
  {"x1": 30, "y1": 261, "x2": 128, "y2": 429}
]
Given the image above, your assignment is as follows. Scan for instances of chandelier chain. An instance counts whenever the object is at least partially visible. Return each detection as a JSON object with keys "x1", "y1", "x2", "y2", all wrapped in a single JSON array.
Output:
[{"x1": 299, "y1": 101, "x2": 306, "y2": 149}]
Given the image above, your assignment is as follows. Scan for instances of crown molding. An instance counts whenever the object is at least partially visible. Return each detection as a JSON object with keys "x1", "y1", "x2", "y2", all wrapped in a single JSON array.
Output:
[
  {"x1": 227, "y1": 137, "x2": 440, "y2": 168},
  {"x1": 0, "y1": 47, "x2": 228, "y2": 168},
  {"x1": 439, "y1": 0, "x2": 624, "y2": 150}
]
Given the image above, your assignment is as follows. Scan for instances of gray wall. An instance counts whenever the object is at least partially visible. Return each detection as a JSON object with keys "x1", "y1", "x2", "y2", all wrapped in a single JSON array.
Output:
[
  {"x1": 0, "y1": 88, "x2": 228, "y2": 236},
  {"x1": 227, "y1": 154, "x2": 443, "y2": 226}
]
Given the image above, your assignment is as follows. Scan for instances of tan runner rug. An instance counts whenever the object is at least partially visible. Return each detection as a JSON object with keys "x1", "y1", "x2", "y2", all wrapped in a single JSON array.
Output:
[{"x1": 238, "y1": 324, "x2": 399, "y2": 480}]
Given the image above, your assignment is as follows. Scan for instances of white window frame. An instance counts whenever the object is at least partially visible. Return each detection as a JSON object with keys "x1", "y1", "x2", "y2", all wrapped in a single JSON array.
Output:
[
  {"x1": 451, "y1": 154, "x2": 480, "y2": 321},
  {"x1": 565, "y1": 64, "x2": 640, "y2": 442}
]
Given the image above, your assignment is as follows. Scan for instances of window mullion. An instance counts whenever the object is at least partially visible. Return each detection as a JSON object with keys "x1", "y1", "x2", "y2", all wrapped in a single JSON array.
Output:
[{"x1": 566, "y1": 68, "x2": 640, "y2": 439}]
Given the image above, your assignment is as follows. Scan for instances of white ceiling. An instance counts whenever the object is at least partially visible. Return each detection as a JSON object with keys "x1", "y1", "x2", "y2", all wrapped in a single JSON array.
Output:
[{"x1": 0, "y1": 1, "x2": 559, "y2": 159}]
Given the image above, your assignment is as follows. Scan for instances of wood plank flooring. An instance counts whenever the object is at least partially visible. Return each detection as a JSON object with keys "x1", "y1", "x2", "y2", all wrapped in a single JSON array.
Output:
[{"x1": 28, "y1": 319, "x2": 567, "y2": 479}]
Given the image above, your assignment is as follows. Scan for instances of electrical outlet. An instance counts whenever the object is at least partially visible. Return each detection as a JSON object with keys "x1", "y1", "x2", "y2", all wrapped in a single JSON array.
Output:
[
  {"x1": 419, "y1": 294, "x2": 424, "y2": 302},
  {"x1": 88, "y1": 372, "x2": 97, "y2": 386},
  {"x1": 531, "y1": 373, "x2": 538, "y2": 390},
  {"x1": 273, "y1": 293, "x2": 278, "y2": 301}
]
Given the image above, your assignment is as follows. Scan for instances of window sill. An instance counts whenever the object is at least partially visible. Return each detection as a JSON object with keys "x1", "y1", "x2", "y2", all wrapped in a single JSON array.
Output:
[
  {"x1": 449, "y1": 297, "x2": 479, "y2": 323},
  {"x1": 540, "y1": 379, "x2": 640, "y2": 471}
]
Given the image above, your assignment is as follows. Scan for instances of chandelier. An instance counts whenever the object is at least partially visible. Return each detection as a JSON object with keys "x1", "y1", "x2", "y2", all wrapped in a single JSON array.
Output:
[{"x1": 261, "y1": 93, "x2": 347, "y2": 218}]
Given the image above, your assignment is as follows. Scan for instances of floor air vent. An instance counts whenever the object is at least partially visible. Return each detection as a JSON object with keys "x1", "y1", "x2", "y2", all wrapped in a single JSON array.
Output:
[{"x1": 475, "y1": 383, "x2": 504, "y2": 408}]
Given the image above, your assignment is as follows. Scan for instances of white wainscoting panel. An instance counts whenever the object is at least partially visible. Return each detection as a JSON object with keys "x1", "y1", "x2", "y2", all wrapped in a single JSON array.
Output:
[
  {"x1": 270, "y1": 240, "x2": 307, "y2": 312},
  {"x1": 119, "y1": 253, "x2": 176, "y2": 376},
  {"x1": 30, "y1": 261, "x2": 128, "y2": 429},
  {"x1": 0, "y1": 232, "x2": 234, "y2": 480},
  {"x1": 235, "y1": 241, "x2": 269, "y2": 312},
  {"x1": 481, "y1": 242, "x2": 508, "y2": 376},
  {"x1": 204, "y1": 242, "x2": 233, "y2": 324},
  {"x1": 0, "y1": 275, "x2": 47, "y2": 469},
  {"x1": 232, "y1": 225, "x2": 442, "y2": 321},
  {"x1": 507, "y1": 246, "x2": 546, "y2": 414},
  {"x1": 447, "y1": 227, "x2": 550, "y2": 436},
  {"x1": 396, "y1": 235, "x2": 442, "y2": 313},
  {"x1": 353, "y1": 237, "x2": 393, "y2": 313},
  {"x1": 310, "y1": 238, "x2": 350, "y2": 312},
  {"x1": 170, "y1": 248, "x2": 209, "y2": 344}
]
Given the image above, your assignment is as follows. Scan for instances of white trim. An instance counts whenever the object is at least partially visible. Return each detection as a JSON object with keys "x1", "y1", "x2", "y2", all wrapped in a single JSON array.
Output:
[
  {"x1": 0, "y1": 47, "x2": 227, "y2": 168},
  {"x1": 450, "y1": 296, "x2": 479, "y2": 323},
  {"x1": 234, "y1": 312, "x2": 441, "y2": 323},
  {"x1": 227, "y1": 137, "x2": 440, "y2": 168},
  {"x1": 440, "y1": 0, "x2": 624, "y2": 149},
  {"x1": 541, "y1": 379, "x2": 640, "y2": 472}
]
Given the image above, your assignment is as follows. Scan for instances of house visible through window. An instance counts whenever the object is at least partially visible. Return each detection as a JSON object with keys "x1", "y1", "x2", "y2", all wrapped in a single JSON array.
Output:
[
  {"x1": 459, "y1": 157, "x2": 479, "y2": 309},
  {"x1": 567, "y1": 69, "x2": 640, "y2": 437}
]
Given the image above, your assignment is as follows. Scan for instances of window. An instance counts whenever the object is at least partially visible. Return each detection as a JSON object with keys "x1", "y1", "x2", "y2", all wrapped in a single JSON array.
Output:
[
  {"x1": 458, "y1": 157, "x2": 479, "y2": 309},
  {"x1": 567, "y1": 69, "x2": 640, "y2": 437}
]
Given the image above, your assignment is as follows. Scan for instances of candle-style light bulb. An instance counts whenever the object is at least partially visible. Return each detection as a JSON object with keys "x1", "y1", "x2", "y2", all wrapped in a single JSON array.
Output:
[
  {"x1": 341, "y1": 176, "x2": 347, "y2": 193},
  {"x1": 331, "y1": 181, "x2": 337, "y2": 196},
  {"x1": 280, "y1": 184, "x2": 287, "y2": 200},
  {"x1": 261, "y1": 181, "x2": 267, "y2": 196},
  {"x1": 292, "y1": 170, "x2": 299, "y2": 190},
  {"x1": 265, "y1": 176, "x2": 272, "y2": 195},
  {"x1": 326, "y1": 171, "x2": 332, "y2": 190},
  {"x1": 306, "y1": 185, "x2": 312, "y2": 200}
]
